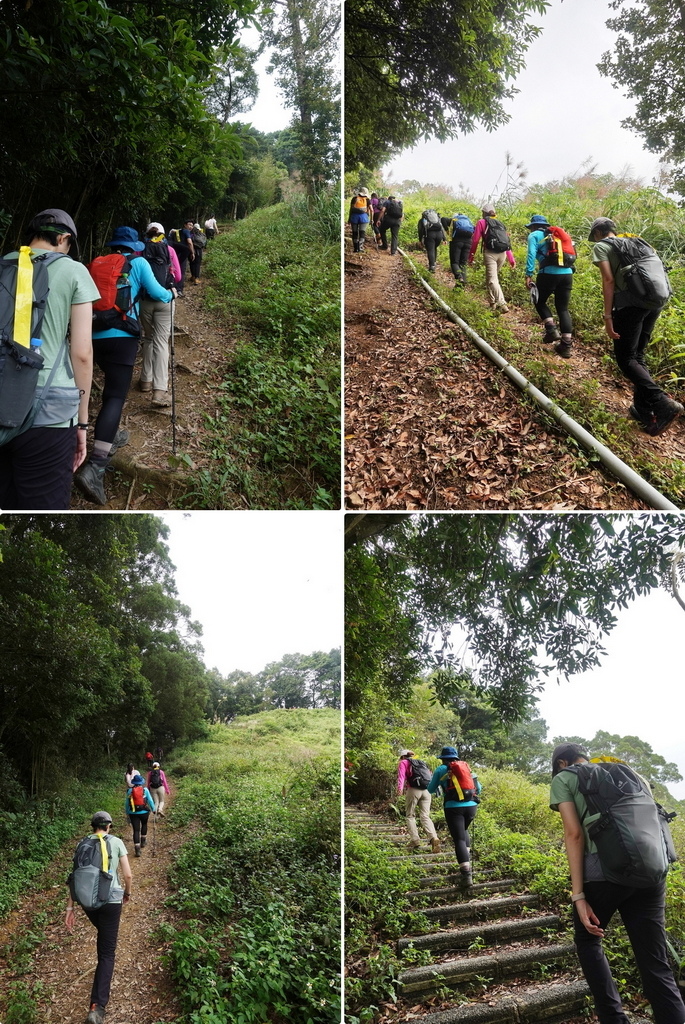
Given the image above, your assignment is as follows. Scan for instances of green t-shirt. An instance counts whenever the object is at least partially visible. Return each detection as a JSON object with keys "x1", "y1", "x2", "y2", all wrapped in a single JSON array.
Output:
[
  {"x1": 3, "y1": 248, "x2": 100, "y2": 427},
  {"x1": 549, "y1": 768, "x2": 605, "y2": 881},
  {"x1": 592, "y1": 238, "x2": 632, "y2": 309}
]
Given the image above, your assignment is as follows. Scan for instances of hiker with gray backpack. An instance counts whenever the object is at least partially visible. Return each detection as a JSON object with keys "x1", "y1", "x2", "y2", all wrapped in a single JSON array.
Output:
[
  {"x1": 65, "y1": 810, "x2": 132, "y2": 1024},
  {"x1": 468, "y1": 204, "x2": 516, "y2": 312},
  {"x1": 589, "y1": 217, "x2": 682, "y2": 436},
  {"x1": 550, "y1": 742, "x2": 684, "y2": 1024},
  {"x1": 417, "y1": 209, "x2": 447, "y2": 272},
  {"x1": 397, "y1": 749, "x2": 441, "y2": 853},
  {"x1": 0, "y1": 208, "x2": 98, "y2": 509}
]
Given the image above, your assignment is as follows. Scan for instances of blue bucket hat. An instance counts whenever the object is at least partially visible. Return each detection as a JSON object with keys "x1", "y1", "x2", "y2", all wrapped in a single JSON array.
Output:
[
  {"x1": 105, "y1": 226, "x2": 145, "y2": 252},
  {"x1": 525, "y1": 214, "x2": 549, "y2": 229},
  {"x1": 439, "y1": 746, "x2": 459, "y2": 760},
  {"x1": 131, "y1": 774, "x2": 145, "y2": 785}
]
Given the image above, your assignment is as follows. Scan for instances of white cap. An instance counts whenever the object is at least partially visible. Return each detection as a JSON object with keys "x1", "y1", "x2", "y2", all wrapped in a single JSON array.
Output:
[{"x1": 146, "y1": 222, "x2": 165, "y2": 235}]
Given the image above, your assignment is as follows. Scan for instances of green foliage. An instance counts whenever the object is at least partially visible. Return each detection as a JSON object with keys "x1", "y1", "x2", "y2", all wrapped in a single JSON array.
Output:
[
  {"x1": 175, "y1": 194, "x2": 340, "y2": 509},
  {"x1": 3, "y1": 980, "x2": 44, "y2": 1024},
  {"x1": 165, "y1": 712, "x2": 340, "y2": 1023},
  {"x1": 207, "y1": 650, "x2": 341, "y2": 721},
  {"x1": 344, "y1": 0, "x2": 548, "y2": 170}
]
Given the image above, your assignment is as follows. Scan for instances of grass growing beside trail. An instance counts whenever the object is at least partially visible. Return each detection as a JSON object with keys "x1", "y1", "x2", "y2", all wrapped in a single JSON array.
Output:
[
  {"x1": 177, "y1": 191, "x2": 341, "y2": 510},
  {"x1": 164, "y1": 710, "x2": 341, "y2": 1024}
]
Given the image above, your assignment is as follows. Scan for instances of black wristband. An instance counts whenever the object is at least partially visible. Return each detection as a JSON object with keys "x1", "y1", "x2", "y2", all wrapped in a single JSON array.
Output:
[{"x1": 77, "y1": 422, "x2": 89, "y2": 430}]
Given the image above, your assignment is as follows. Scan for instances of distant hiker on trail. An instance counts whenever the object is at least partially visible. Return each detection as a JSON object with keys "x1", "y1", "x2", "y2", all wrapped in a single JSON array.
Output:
[
  {"x1": 124, "y1": 763, "x2": 138, "y2": 788},
  {"x1": 373, "y1": 198, "x2": 386, "y2": 247},
  {"x1": 427, "y1": 746, "x2": 481, "y2": 887},
  {"x1": 550, "y1": 742, "x2": 685, "y2": 1024},
  {"x1": 370, "y1": 193, "x2": 382, "y2": 246},
  {"x1": 147, "y1": 761, "x2": 170, "y2": 816},
  {"x1": 204, "y1": 215, "x2": 219, "y2": 241},
  {"x1": 525, "y1": 214, "x2": 576, "y2": 359},
  {"x1": 75, "y1": 226, "x2": 176, "y2": 505},
  {"x1": 0, "y1": 208, "x2": 97, "y2": 510},
  {"x1": 145, "y1": 751, "x2": 154, "y2": 768},
  {"x1": 139, "y1": 222, "x2": 181, "y2": 409},
  {"x1": 155, "y1": 746, "x2": 164, "y2": 761},
  {"x1": 379, "y1": 195, "x2": 403, "y2": 255},
  {"x1": 65, "y1": 810, "x2": 132, "y2": 1024},
  {"x1": 178, "y1": 219, "x2": 196, "y2": 291},
  {"x1": 348, "y1": 188, "x2": 373, "y2": 253},
  {"x1": 448, "y1": 213, "x2": 475, "y2": 287},
  {"x1": 397, "y1": 749, "x2": 441, "y2": 853},
  {"x1": 189, "y1": 223, "x2": 207, "y2": 285},
  {"x1": 589, "y1": 217, "x2": 683, "y2": 436},
  {"x1": 468, "y1": 204, "x2": 515, "y2": 312},
  {"x1": 125, "y1": 772, "x2": 155, "y2": 857},
  {"x1": 417, "y1": 209, "x2": 447, "y2": 273}
]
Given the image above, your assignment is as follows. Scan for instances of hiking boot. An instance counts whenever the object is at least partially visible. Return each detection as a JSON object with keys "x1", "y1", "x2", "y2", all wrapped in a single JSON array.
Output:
[
  {"x1": 543, "y1": 324, "x2": 561, "y2": 343},
  {"x1": 86, "y1": 1004, "x2": 106, "y2": 1024},
  {"x1": 134, "y1": 844, "x2": 141, "y2": 857},
  {"x1": 430, "y1": 837, "x2": 441, "y2": 854},
  {"x1": 157, "y1": 810, "x2": 165, "y2": 817},
  {"x1": 109, "y1": 429, "x2": 129, "y2": 457},
  {"x1": 643, "y1": 398, "x2": 684, "y2": 436},
  {"x1": 554, "y1": 341, "x2": 572, "y2": 359},
  {"x1": 459, "y1": 867, "x2": 473, "y2": 888},
  {"x1": 138, "y1": 379, "x2": 153, "y2": 392},
  {"x1": 73, "y1": 460, "x2": 108, "y2": 505},
  {"x1": 140, "y1": 838, "x2": 146, "y2": 848},
  {"x1": 152, "y1": 390, "x2": 171, "y2": 408},
  {"x1": 407, "y1": 840, "x2": 421, "y2": 851}
]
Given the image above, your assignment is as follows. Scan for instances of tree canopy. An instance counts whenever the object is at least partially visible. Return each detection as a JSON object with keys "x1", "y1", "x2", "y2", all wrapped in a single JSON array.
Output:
[
  {"x1": 344, "y1": 0, "x2": 547, "y2": 170},
  {"x1": 346, "y1": 513, "x2": 685, "y2": 746},
  {"x1": 600, "y1": 0, "x2": 685, "y2": 197}
]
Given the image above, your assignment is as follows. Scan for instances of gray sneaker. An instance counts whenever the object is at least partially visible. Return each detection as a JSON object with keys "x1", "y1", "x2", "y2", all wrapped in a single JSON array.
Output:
[
  {"x1": 109, "y1": 429, "x2": 129, "y2": 457},
  {"x1": 74, "y1": 460, "x2": 107, "y2": 505},
  {"x1": 86, "y1": 1005, "x2": 106, "y2": 1024}
]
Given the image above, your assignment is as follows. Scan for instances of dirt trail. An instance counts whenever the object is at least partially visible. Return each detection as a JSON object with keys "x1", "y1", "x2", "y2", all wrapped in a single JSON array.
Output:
[
  {"x1": 71, "y1": 273, "x2": 237, "y2": 511},
  {"x1": 0, "y1": 787, "x2": 191, "y2": 1024},
  {"x1": 345, "y1": 238, "x2": 670, "y2": 510}
]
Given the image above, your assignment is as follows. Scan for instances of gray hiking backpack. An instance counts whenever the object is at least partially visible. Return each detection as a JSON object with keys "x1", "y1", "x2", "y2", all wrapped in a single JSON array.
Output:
[
  {"x1": 67, "y1": 833, "x2": 114, "y2": 909},
  {"x1": 407, "y1": 758, "x2": 433, "y2": 789},
  {"x1": 564, "y1": 760, "x2": 671, "y2": 887},
  {"x1": 605, "y1": 236, "x2": 672, "y2": 310}
]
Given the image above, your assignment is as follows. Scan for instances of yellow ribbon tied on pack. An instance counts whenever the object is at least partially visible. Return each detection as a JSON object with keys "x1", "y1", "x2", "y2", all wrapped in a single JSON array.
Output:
[{"x1": 14, "y1": 246, "x2": 34, "y2": 348}]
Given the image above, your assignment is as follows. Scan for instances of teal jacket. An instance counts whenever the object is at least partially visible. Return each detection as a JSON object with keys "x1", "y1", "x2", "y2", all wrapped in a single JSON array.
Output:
[{"x1": 427, "y1": 765, "x2": 481, "y2": 808}]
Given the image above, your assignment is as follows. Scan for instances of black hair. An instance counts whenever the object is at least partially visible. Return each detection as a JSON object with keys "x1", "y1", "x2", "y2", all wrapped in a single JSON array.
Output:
[
  {"x1": 91, "y1": 816, "x2": 112, "y2": 831},
  {"x1": 25, "y1": 214, "x2": 73, "y2": 246},
  {"x1": 551, "y1": 742, "x2": 588, "y2": 777}
]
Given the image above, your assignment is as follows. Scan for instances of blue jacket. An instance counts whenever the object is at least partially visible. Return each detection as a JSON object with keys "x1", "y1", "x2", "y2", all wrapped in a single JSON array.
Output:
[
  {"x1": 526, "y1": 229, "x2": 573, "y2": 277},
  {"x1": 93, "y1": 255, "x2": 173, "y2": 339},
  {"x1": 427, "y1": 765, "x2": 481, "y2": 808}
]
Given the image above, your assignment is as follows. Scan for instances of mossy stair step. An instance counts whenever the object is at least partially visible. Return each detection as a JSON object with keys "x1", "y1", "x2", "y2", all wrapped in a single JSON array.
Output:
[
  {"x1": 403, "y1": 978, "x2": 591, "y2": 1024},
  {"x1": 409, "y1": 880, "x2": 516, "y2": 900},
  {"x1": 397, "y1": 913, "x2": 562, "y2": 954},
  {"x1": 398, "y1": 940, "x2": 576, "y2": 996},
  {"x1": 417, "y1": 893, "x2": 541, "y2": 923}
]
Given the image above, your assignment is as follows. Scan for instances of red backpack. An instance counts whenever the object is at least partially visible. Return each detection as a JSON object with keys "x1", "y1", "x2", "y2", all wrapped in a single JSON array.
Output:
[
  {"x1": 87, "y1": 253, "x2": 141, "y2": 336},
  {"x1": 445, "y1": 760, "x2": 478, "y2": 801},
  {"x1": 540, "y1": 226, "x2": 576, "y2": 269},
  {"x1": 129, "y1": 784, "x2": 146, "y2": 812}
]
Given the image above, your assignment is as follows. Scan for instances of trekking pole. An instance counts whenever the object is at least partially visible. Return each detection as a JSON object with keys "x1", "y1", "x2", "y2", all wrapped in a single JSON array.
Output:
[{"x1": 169, "y1": 299, "x2": 177, "y2": 456}]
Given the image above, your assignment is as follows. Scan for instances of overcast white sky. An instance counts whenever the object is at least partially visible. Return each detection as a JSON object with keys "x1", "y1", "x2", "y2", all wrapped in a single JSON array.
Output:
[
  {"x1": 384, "y1": 0, "x2": 663, "y2": 200},
  {"x1": 159, "y1": 512, "x2": 342, "y2": 675}
]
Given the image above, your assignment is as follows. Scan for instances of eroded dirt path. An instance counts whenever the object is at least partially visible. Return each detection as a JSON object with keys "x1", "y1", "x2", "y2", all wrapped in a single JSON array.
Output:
[
  {"x1": 345, "y1": 239, "x2": 673, "y2": 510},
  {"x1": 0, "y1": 788, "x2": 190, "y2": 1024}
]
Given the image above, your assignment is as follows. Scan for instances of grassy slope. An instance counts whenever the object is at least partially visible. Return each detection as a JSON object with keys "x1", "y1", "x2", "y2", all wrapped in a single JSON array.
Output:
[
  {"x1": 165, "y1": 709, "x2": 341, "y2": 1024},
  {"x1": 176, "y1": 196, "x2": 341, "y2": 510}
]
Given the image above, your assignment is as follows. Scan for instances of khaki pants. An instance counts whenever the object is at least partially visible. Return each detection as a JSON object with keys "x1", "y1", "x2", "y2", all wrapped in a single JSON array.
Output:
[
  {"x1": 483, "y1": 250, "x2": 507, "y2": 308},
  {"x1": 140, "y1": 299, "x2": 172, "y2": 391},
  {"x1": 404, "y1": 786, "x2": 437, "y2": 842}
]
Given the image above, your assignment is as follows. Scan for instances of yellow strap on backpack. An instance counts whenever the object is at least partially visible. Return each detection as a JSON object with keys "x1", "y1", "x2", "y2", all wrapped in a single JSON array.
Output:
[
  {"x1": 14, "y1": 246, "x2": 35, "y2": 348},
  {"x1": 97, "y1": 833, "x2": 109, "y2": 872},
  {"x1": 446, "y1": 766, "x2": 464, "y2": 800}
]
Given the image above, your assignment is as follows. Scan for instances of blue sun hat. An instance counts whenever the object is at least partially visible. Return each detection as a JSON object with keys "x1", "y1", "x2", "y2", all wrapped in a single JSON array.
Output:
[
  {"x1": 525, "y1": 214, "x2": 549, "y2": 230},
  {"x1": 105, "y1": 226, "x2": 145, "y2": 251},
  {"x1": 439, "y1": 746, "x2": 459, "y2": 760}
]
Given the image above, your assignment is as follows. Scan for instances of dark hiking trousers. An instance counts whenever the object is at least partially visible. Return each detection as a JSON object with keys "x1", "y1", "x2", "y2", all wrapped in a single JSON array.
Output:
[
  {"x1": 535, "y1": 272, "x2": 573, "y2": 335},
  {"x1": 380, "y1": 219, "x2": 401, "y2": 254},
  {"x1": 450, "y1": 237, "x2": 470, "y2": 283},
  {"x1": 0, "y1": 425, "x2": 77, "y2": 509},
  {"x1": 424, "y1": 229, "x2": 443, "y2": 270},
  {"x1": 611, "y1": 305, "x2": 667, "y2": 414},
  {"x1": 84, "y1": 901, "x2": 123, "y2": 1008},
  {"x1": 574, "y1": 880, "x2": 685, "y2": 1024},
  {"x1": 128, "y1": 812, "x2": 150, "y2": 846},
  {"x1": 350, "y1": 220, "x2": 367, "y2": 251},
  {"x1": 444, "y1": 805, "x2": 477, "y2": 863}
]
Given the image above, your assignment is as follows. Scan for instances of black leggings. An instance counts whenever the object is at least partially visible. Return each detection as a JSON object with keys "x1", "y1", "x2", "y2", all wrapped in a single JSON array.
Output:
[
  {"x1": 535, "y1": 273, "x2": 573, "y2": 334},
  {"x1": 128, "y1": 812, "x2": 150, "y2": 846},
  {"x1": 444, "y1": 805, "x2": 477, "y2": 862},
  {"x1": 92, "y1": 353, "x2": 135, "y2": 444},
  {"x1": 83, "y1": 902, "x2": 122, "y2": 1008}
]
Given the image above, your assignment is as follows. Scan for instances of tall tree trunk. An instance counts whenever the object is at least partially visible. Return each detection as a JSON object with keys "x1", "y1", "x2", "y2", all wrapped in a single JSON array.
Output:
[{"x1": 285, "y1": 0, "x2": 316, "y2": 202}]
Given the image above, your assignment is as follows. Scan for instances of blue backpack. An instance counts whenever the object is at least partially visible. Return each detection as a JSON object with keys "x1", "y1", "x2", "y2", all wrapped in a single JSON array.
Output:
[{"x1": 451, "y1": 214, "x2": 474, "y2": 239}]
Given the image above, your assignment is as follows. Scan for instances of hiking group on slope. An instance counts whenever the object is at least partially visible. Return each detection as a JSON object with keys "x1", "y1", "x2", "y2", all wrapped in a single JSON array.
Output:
[
  {"x1": 65, "y1": 756, "x2": 173, "y2": 1024},
  {"x1": 0, "y1": 208, "x2": 218, "y2": 511},
  {"x1": 348, "y1": 190, "x2": 683, "y2": 439}
]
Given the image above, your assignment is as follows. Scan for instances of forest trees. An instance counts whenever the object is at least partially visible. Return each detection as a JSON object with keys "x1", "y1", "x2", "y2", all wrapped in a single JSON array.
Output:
[
  {"x1": 600, "y1": 0, "x2": 685, "y2": 197},
  {"x1": 346, "y1": 513, "x2": 685, "y2": 748},
  {"x1": 263, "y1": 0, "x2": 341, "y2": 197},
  {"x1": 0, "y1": 515, "x2": 211, "y2": 799},
  {"x1": 344, "y1": 0, "x2": 548, "y2": 170}
]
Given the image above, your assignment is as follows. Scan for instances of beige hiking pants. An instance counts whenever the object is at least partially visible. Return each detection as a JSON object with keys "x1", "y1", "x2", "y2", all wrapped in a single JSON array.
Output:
[
  {"x1": 404, "y1": 786, "x2": 438, "y2": 842},
  {"x1": 483, "y1": 250, "x2": 507, "y2": 308}
]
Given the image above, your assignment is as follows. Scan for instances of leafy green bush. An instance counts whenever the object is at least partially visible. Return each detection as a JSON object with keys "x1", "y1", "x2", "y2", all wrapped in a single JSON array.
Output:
[{"x1": 176, "y1": 192, "x2": 340, "y2": 510}]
